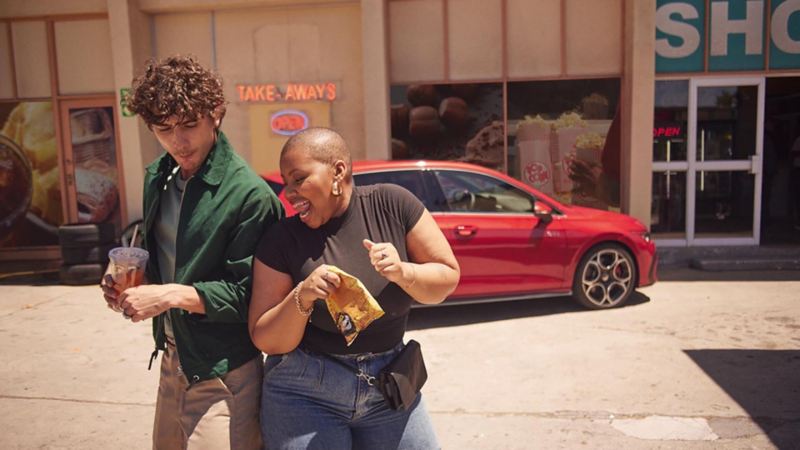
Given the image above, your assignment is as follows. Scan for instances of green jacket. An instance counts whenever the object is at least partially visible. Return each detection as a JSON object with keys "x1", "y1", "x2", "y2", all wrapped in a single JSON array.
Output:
[{"x1": 142, "y1": 131, "x2": 283, "y2": 383}]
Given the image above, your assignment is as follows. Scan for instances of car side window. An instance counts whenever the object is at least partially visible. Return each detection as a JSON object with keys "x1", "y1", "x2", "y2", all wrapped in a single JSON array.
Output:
[
  {"x1": 354, "y1": 170, "x2": 436, "y2": 211},
  {"x1": 433, "y1": 170, "x2": 535, "y2": 213}
]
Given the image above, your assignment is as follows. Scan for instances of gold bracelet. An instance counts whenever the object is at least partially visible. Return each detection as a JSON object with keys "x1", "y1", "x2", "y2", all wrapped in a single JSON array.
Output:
[{"x1": 294, "y1": 282, "x2": 313, "y2": 316}]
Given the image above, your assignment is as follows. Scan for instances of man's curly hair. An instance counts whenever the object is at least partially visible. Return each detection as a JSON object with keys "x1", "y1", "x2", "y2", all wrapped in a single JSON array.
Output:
[{"x1": 126, "y1": 55, "x2": 226, "y2": 127}]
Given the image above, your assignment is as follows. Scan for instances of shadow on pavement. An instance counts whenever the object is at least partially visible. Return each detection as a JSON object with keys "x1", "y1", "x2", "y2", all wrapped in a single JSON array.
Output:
[
  {"x1": 408, "y1": 290, "x2": 651, "y2": 330},
  {"x1": 659, "y1": 267, "x2": 800, "y2": 282},
  {"x1": 0, "y1": 271, "x2": 60, "y2": 286},
  {"x1": 685, "y1": 349, "x2": 800, "y2": 449}
]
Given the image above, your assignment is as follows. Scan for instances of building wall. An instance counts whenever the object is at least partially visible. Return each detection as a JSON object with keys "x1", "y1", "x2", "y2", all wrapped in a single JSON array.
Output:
[
  {"x1": 146, "y1": 3, "x2": 364, "y2": 169},
  {"x1": 1, "y1": 0, "x2": 364, "y2": 235},
  {"x1": 388, "y1": 0, "x2": 624, "y2": 82},
  {"x1": 623, "y1": 0, "x2": 655, "y2": 225},
  {"x1": 13, "y1": 0, "x2": 765, "y2": 253},
  {"x1": 0, "y1": 0, "x2": 106, "y2": 17},
  {"x1": 0, "y1": 0, "x2": 655, "y2": 236},
  {"x1": 215, "y1": 3, "x2": 364, "y2": 164}
]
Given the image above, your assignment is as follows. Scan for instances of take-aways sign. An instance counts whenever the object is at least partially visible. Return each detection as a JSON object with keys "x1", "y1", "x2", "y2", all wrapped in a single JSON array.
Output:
[{"x1": 236, "y1": 82, "x2": 337, "y2": 103}]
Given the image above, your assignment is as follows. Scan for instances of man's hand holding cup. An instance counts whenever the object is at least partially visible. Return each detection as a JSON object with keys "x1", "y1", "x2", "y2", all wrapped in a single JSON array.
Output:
[{"x1": 100, "y1": 247, "x2": 149, "y2": 319}]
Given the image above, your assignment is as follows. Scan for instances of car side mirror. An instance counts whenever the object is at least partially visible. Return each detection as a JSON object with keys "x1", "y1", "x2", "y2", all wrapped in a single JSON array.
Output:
[{"x1": 534, "y1": 210, "x2": 553, "y2": 225}]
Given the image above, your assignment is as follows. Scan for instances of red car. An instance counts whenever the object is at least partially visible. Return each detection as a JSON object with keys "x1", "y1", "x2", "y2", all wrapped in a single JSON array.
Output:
[{"x1": 263, "y1": 160, "x2": 657, "y2": 309}]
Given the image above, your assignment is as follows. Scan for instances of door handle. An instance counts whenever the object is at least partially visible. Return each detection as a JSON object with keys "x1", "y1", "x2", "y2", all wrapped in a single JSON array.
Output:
[{"x1": 455, "y1": 225, "x2": 477, "y2": 238}]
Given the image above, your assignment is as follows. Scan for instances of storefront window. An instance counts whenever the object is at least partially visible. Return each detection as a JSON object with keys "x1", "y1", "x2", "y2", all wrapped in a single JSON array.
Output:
[
  {"x1": 653, "y1": 80, "x2": 688, "y2": 161},
  {"x1": 696, "y1": 86, "x2": 758, "y2": 161},
  {"x1": 389, "y1": 79, "x2": 621, "y2": 211},
  {"x1": 651, "y1": 171, "x2": 686, "y2": 236},
  {"x1": 68, "y1": 106, "x2": 122, "y2": 231},
  {"x1": 507, "y1": 78, "x2": 620, "y2": 209},
  {"x1": 0, "y1": 101, "x2": 63, "y2": 248},
  {"x1": 389, "y1": 83, "x2": 504, "y2": 170},
  {"x1": 695, "y1": 171, "x2": 754, "y2": 237},
  {"x1": 653, "y1": 80, "x2": 689, "y2": 239}
]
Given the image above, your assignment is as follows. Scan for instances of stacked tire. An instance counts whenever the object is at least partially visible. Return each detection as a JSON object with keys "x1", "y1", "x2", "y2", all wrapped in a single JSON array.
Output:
[{"x1": 58, "y1": 223, "x2": 116, "y2": 285}]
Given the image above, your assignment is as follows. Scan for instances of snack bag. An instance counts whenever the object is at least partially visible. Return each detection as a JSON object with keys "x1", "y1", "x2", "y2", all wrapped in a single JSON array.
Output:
[{"x1": 324, "y1": 266, "x2": 385, "y2": 346}]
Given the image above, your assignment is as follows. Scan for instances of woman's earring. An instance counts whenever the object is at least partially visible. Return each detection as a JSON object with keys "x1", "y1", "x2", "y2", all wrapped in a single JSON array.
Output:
[{"x1": 332, "y1": 180, "x2": 342, "y2": 196}]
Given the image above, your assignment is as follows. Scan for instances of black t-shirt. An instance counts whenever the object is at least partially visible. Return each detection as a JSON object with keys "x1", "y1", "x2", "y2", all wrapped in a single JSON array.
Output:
[{"x1": 255, "y1": 184, "x2": 425, "y2": 355}]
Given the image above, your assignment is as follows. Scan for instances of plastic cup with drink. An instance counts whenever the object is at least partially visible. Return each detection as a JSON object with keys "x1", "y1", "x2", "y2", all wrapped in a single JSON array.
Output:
[{"x1": 103, "y1": 225, "x2": 148, "y2": 315}]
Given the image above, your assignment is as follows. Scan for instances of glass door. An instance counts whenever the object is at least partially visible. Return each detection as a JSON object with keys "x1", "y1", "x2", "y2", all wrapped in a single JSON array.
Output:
[
  {"x1": 59, "y1": 98, "x2": 126, "y2": 233},
  {"x1": 688, "y1": 77, "x2": 764, "y2": 245}
]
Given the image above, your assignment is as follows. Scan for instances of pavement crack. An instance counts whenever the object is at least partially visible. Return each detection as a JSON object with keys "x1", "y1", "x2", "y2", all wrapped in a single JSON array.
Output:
[
  {"x1": 0, "y1": 297, "x2": 66, "y2": 318},
  {"x1": 430, "y1": 409, "x2": 618, "y2": 420},
  {"x1": 428, "y1": 409, "x2": 797, "y2": 422},
  {"x1": 0, "y1": 394, "x2": 153, "y2": 407}
]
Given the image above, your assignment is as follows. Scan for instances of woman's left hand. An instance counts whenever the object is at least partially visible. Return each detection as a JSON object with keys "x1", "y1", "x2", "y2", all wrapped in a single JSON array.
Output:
[{"x1": 362, "y1": 239, "x2": 409, "y2": 285}]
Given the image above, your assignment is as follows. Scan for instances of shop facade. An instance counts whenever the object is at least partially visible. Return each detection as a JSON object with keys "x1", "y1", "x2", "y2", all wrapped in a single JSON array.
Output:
[
  {"x1": 0, "y1": 0, "x2": 797, "y2": 265},
  {"x1": 0, "y1": 8, "x2": 128, "y2": 263},
  {"x1": 653, "y1": 0, "x2": 800, "y2": 247}
]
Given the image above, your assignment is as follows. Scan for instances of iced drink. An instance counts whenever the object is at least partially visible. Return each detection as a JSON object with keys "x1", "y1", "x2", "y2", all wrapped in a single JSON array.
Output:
[{"x1": 104, "y1": 247, "x2": 148, "y2": 312}]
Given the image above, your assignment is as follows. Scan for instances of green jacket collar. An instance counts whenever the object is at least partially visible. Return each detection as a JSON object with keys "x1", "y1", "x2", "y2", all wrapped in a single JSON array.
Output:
[{"x1": 145, "y1": 131, "x2": 233, "y2": 186}]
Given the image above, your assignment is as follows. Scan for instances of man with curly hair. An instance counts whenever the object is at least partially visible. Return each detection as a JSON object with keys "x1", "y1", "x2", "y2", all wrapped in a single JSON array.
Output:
[{"x1": 101, "y1": 55, "x2": 283, "y2": 449}]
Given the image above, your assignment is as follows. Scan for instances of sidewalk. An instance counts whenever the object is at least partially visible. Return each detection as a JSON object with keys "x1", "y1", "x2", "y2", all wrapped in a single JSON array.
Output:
[
  {"x1": 1, "y1": 269, "x2": 798, "y2": 449},
  {"x1": 0, "y1": 281, "x2": 158, "y2": 449}
]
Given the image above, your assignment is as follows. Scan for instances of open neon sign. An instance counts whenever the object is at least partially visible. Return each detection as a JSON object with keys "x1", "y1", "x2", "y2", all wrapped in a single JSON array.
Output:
[
  {"x1": 271, "y1": 110, "x2": 309, "y2": 136},
  {"x1": 653, "y1": 126, "x2": 682, "y2": 138}
]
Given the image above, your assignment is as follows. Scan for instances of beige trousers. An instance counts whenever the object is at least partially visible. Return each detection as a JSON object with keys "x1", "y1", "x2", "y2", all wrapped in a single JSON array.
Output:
[{"x1": 152, "y1": 343, "x2": 263, "y2": 450}]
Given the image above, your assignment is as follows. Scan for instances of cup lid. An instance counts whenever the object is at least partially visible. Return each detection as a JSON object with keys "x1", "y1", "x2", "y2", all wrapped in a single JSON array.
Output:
[{"x1": 109, "y1": 246, "x2": 149, "y2": 262}]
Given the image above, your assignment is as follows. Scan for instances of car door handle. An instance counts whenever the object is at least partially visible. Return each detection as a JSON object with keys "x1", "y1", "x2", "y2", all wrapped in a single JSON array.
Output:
[{"x1": 455, "y1": 225, "x2": 477, "y2": 238}]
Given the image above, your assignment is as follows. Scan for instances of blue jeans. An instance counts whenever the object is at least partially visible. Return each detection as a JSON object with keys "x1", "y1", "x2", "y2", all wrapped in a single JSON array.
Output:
[{"x1": 261, "y1": 344, "x2": 440, "y2": 450}]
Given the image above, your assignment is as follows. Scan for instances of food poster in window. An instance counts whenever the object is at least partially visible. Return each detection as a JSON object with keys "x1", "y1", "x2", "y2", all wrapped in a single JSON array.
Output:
[
  {"x1": 389, "y1": 83, "x2": 505, "y2": 172},
  {"x1": 507, "y1": 79, "x2": 621, "y2": 211},
  {"x1": 0, "y1": 101, "x2": 62, "y2": 247},
  {"x1": 69, "y1": 107, "x2": 122, "y2": 231},
  {"x1": 248, "y1": 102, "x2": 330, "y2": 174}
]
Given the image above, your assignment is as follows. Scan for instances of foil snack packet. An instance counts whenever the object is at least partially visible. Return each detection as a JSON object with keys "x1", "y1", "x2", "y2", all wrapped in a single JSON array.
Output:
[{"x1": 324, "y1": 266, "x2": 385, "y2": 346}]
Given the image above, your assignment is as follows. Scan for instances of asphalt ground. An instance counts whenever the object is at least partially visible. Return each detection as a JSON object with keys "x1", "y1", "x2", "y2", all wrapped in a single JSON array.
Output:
[{"x1": 0, "y1": 268, "x2": 798, "y2": 449}]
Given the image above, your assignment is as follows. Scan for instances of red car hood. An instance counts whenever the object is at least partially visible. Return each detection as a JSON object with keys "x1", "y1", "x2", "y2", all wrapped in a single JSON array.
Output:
[{"x1": 562, "y1": 205, "x2": 646, "y2": 231}]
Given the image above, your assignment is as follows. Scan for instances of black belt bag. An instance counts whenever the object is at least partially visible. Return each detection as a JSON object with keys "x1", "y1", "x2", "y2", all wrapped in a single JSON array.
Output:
[
  {"x1": 377, "y1": 340, "x2": 427, "y2": 410},
  {"x1": 319, "y1": 340, "x2": 428, "y2": 411}
]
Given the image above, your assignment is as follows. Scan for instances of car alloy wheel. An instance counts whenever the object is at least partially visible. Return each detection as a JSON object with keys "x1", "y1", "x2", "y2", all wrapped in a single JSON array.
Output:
[{"x1": 573, "y1": 244, "x2": 636, "y2": 309}]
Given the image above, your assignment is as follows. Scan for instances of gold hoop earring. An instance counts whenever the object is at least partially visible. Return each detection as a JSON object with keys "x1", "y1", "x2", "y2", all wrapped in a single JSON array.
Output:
[{"x1": 332, "y1": 180, "x2": 342, "y2": 196}]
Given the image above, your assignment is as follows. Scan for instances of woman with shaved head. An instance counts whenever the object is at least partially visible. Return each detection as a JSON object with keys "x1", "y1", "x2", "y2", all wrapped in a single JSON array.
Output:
[{"x1": 249, "y1": 127, "x2": 460, "y2": 449}]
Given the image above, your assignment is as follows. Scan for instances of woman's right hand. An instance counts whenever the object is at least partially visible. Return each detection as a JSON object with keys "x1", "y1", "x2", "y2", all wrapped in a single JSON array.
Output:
[{"x1": 296, "y1": 265, "x2": 341, "y2": 310}]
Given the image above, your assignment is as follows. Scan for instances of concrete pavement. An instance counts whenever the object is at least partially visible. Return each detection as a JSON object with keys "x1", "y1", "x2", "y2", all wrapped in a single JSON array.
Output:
[{"x1": 0, "y1": 269, "x2": 798, "y2": 449}]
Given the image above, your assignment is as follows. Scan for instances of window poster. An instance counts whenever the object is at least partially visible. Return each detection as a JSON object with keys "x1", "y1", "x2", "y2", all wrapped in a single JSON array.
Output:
[
  {"x1": 0, "y1": 101, "x2": 62, "y2": 248},
  {"x1": 68, "y1": 106, "x2": 121, "y2": 231}
]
